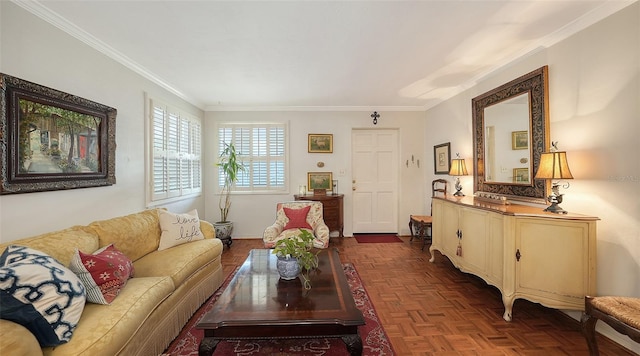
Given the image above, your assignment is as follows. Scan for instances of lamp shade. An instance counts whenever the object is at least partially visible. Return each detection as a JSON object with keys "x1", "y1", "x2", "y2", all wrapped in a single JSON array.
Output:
[
  {"x1": 534, "y1": 151, "x2": 574, "y2": 179},
  {"x1": 449, "y1": 158, "x2": 468, "y2": 176}
]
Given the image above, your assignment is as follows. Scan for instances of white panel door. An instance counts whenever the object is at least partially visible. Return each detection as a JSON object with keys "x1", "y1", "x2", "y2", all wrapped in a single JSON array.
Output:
[{"x1": 351, "y1": 129, "x2": 398, "y2": 233}]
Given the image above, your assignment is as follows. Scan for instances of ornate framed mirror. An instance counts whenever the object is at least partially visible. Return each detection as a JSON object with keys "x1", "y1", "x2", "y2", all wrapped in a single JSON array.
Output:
[{"x1": 472, "y1": 66, "x2": 550, "y2": 203}]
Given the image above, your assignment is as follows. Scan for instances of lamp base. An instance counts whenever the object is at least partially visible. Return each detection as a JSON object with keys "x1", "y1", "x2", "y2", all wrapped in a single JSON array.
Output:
[
  {"x1": 543, "y1": 202, "x2": 568, "y2": 214},
  {"x1": 544, "y1": 192, "x2": 567, "y2": 214},
  {"x1": 453, "y1": 178, "x2": 464, "y2": 196}
]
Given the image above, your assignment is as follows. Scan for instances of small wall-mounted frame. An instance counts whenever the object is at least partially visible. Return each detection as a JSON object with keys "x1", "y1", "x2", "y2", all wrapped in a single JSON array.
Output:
[
  {"x1": 513, "y1": 168, "x2": 529, "y2": 183},
  {"x1": 512, "y1": 131, "x2": 528, "y2": 150},
  {"x1": 308, "y1": 134, "x2": 333, "y2": 153},
  {"x1": 434, "y1": 142, "x2": 451, "y2": 175},
  {"x1": 1, "y1": 73, "x2": 116, "y2": 194},
  {"x1": 307, "y1": 171, "x2": 333, "y2": 191}
]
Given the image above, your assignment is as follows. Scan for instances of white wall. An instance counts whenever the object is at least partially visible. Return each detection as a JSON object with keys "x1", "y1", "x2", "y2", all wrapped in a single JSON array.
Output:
[
  {"x1": 0, "y1": 2, "x2": 205, "y2": 242},
  {"x1": 426, "y1": 3, "x2": 639, "y2": 352},
  {"x1": 203, "y1": 110, "x2": 426, "y2": 238}
]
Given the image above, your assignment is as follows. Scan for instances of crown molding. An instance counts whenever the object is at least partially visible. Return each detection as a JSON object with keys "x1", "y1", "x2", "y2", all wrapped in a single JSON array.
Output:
[
  {"x1": 204, "y1": 105, "x2": 427, "y2": 112},
  {"x1": 13, "y1": 0, "x2": 634, "y2": 113},
  {"x1": 11, "y1": 0, "x2": 202, "y2": 109}
]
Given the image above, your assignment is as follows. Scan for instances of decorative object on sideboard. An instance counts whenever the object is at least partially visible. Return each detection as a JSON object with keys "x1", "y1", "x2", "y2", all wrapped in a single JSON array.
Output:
[
  {"x1": 0, "y1": 73, "x2": 117, "y2": 194},
  {"x1": 307, "y1": 171, "x2": 332, "y2": 193},
  {"x1": 371, "y1": 111, "x2": 380, "y2": 125},
  {"x1": 475, "y1": 192, "x2": 509, "y2": 205},
  {"x1": 534, "y1": 142, "x2": 574, "y2": 214},
  {"x1": 449, "y1": 153, "x2": 469, "y2": 197}
]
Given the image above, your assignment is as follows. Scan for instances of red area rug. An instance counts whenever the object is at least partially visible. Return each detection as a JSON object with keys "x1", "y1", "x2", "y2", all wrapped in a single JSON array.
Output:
[
  {"x1": 163, "y1": 264, "x2": 394, "y2": 356},
  {"x1": 353, "y1": 234, "x2": 403, "y2": 243}
]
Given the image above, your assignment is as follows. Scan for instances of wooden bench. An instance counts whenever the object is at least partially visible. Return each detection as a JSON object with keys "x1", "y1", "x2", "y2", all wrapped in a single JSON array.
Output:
[{"x1": 581, "y1": 296, "x2": 640, "y2": 355}]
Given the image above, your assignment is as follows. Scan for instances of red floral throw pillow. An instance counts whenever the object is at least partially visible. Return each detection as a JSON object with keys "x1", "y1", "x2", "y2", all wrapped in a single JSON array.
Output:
[
  {"x1": 283, "y1": 206, "x2": 313, "y2": 231},
  {"x1": 69, "y1": 244, "x2": 134, "y2": 304}
]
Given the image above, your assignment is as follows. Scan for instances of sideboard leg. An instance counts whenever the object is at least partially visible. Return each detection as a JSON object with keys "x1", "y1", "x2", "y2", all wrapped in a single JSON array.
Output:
[{"x1": 502, "y1": 295, "x2": 515, "y2": 321}]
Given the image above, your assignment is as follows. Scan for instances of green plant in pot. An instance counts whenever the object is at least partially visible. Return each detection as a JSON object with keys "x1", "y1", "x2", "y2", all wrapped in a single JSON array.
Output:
[
  {"x1": 214, "y1": 142, "x2": 246, "y2": 247},
  {"x1": 272, "y1": 229, "x2": 320, "y2": 289}
]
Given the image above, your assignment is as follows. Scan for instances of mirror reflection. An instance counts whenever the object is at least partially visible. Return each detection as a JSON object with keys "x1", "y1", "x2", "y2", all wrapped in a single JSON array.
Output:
[{"x1": 483, "y1": 93, "x2": 531, "y2": 184}]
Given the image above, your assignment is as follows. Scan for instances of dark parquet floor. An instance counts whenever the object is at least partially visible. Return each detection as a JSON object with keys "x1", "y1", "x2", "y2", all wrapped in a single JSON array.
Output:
[{"x1": 219, "y1": 236, "x2": 636, "y2": 356}]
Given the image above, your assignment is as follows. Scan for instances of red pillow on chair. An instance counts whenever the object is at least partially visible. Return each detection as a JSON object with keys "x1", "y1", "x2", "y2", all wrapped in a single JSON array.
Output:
[{"x1": 283, "y1": 206, "x2": 313, "y2": 231}]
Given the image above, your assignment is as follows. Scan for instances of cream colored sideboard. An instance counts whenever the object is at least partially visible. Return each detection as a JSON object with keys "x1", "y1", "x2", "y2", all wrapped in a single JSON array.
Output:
[{"x1": 430, "y1": 195, "x2": 598, "y2": 321}]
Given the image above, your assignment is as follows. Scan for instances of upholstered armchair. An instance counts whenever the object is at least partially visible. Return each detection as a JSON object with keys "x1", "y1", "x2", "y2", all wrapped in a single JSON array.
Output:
[{"x1": 263, "y1": 201, "x2": 330, "y2": 249}]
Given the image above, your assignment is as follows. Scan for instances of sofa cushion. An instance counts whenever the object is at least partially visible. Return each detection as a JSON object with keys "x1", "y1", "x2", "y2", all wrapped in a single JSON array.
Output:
[
  {"x1": 0, "y1": 319, "x2": 42, "y2": 356},
  {"x1": 133, "y1": 238, "x2": 223, "y2": 287},
  {"x1": 157, "y1": 209, "x2": 204, "y2": 251},
  {"x1": 283, "y1": 206, "x2": 313, "y2": 231},
  {"x1": 0, "y1": 227, "x2": 99, "y2": 268},
  {"x1": 0, "y1": 246, "x2": 86, "y2": 347},
  {"x1": 41, "y1": 276, "x2": 174, "y2": 355},
  {"x1": 69, "y1": 244, "x2": 135, "y2": 304},
  {"x1": 88, "y1": 209, "x2": 161, "y2": 262}
]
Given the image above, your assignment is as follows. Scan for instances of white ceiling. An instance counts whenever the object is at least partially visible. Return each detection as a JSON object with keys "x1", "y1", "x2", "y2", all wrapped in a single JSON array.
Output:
[{"x1": 15, "y1": 1, "x2": 635, "y2": 111}]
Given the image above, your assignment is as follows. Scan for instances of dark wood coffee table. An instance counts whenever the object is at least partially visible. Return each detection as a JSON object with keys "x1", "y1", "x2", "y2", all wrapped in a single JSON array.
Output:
[{"x1": 197, "y1": 248, "x2": 365, "y2": 356}]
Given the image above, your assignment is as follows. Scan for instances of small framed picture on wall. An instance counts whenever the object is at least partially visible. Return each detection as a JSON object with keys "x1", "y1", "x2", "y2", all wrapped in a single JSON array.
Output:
[
  {"x1": 434, "y1": 142, "x2": 451, "y2": 174},
  {"x1": 308, "y1": 134, "x2": 333, "y2": 153}
]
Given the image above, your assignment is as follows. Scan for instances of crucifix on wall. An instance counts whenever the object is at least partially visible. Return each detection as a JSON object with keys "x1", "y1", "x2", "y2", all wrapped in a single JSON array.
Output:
[{"x1": 371, "y1": 111, "x2": 380, "y2": 125}]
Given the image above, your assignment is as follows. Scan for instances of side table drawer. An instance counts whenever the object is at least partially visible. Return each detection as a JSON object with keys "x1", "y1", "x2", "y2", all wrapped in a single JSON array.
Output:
[{"x1": 322, "y1": 199, "x2": 339, "y2": 208}]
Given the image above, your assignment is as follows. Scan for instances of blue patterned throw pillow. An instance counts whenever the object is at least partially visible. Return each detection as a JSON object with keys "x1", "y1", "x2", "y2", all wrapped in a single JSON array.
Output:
[{"x1": 0, "y1": 245, "x2": 86, "y2": 346}]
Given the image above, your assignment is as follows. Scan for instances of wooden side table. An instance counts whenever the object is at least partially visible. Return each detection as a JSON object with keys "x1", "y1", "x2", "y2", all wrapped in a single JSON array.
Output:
[{"x1": 294, "y1": 194, "x2": 344, "y2": 237}]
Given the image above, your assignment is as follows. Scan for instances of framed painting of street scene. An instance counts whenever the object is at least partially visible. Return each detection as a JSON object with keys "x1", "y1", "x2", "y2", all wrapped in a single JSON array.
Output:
[{"x1": 1, "y1": 73, "x2": 116, "y2": 194}]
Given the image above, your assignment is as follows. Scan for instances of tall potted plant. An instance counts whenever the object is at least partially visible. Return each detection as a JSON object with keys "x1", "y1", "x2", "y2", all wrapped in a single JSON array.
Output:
[{"x1": 214, "y1": 142, "x2": 245, "y2": 247}]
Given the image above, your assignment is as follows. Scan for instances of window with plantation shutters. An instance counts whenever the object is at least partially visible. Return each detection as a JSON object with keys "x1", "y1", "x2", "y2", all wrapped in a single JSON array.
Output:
[
  {"x1": 149, "y1": 99, "x2": 202, "y2": 203},
  {"x1": 217, "y1": 123, "x2": 287, "y2": 193}
]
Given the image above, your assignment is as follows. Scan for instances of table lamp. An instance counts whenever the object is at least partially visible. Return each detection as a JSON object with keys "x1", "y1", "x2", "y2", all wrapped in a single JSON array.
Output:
[
  {"x1": 534, "y1": 143, "x2": 573, "y2": 214},
  {"x1": 449, "y1": 154, "x2": 469, "y2": 196}
]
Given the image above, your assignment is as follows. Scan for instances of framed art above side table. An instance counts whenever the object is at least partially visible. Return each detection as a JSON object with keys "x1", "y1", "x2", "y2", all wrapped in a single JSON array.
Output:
[{"x1": 434, "y1": 142, "x2": 451, "y2": 174}]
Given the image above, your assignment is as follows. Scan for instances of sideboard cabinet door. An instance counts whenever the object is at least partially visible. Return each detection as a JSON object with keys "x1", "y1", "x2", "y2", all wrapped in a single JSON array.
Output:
[{"x1": 512, "y1": 218, "x2": 597, "y2": 310}]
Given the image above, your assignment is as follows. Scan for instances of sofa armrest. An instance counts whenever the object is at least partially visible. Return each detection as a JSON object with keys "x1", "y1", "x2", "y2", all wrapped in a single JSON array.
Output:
[
  {"x1": 199, "y1": 220, "x2": 216, "y2": 239},
  {"x1": 0, "y1": 320, "x2": 43, "y2": 356},
  {"x1": 263, "y1": 223, "x2": 284, "y2": 248}
]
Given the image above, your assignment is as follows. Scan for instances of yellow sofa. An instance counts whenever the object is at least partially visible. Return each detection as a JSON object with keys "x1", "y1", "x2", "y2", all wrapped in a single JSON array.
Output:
[{"x1": 0, "y1": 209, "x2": 224, "y2": 356}]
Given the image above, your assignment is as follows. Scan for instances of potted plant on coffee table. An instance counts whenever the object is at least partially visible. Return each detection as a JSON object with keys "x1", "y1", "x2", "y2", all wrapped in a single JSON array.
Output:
[
  {"x1": 214, "y1": 142, "x2": 245, "y2": 248},
  {"x1": 272, "y1": 229, "x2": 320, "y2": 289}
]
